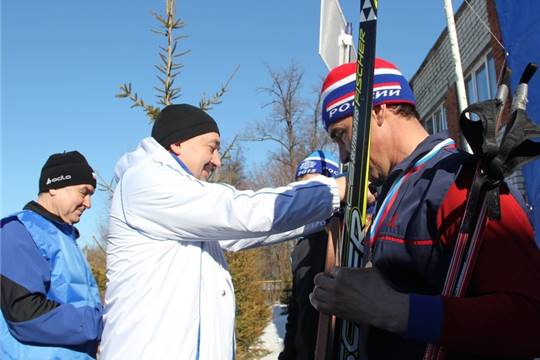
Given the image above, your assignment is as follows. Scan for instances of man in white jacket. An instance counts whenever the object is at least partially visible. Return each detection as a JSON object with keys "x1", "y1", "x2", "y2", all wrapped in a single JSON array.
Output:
[{"x1": 101, "y1": 104, "x2": 346, "y2": 360}]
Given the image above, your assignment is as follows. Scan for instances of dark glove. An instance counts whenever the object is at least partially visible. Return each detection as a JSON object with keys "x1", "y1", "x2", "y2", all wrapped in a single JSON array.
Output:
[{"x1": 309, "y1": 266, "x2": 409, "y2": 334}]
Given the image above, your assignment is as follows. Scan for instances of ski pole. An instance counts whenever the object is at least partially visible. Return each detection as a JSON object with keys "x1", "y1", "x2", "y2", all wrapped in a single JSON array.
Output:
[{"x1": 424, "y1": 62, "x2": 538, "y2": 360}]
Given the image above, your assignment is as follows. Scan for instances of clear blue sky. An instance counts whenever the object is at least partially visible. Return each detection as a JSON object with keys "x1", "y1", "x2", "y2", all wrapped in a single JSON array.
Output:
[{"x1": 1, "y1": 0, "x2": 463, "y2": 246}]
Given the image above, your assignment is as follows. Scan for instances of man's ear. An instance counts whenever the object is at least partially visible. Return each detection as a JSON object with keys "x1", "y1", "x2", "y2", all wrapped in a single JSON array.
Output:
[
  {"x1": 169, "y1": 142, "x2": 182, "y2": 155},
  {"x1": 374, "y1": 104, "x2": 386, "y2": 126},
  {"x1": 49, "y1": 188, "x2": 58, "y2": 197}
]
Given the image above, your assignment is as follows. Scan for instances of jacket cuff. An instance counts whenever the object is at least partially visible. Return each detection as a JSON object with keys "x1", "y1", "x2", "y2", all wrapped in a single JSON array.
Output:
[
  {"x1": 326, "y1": 175, "x2": 341, "y2": 211},
  {"x1": 331, "y1": 178, "x2": 341, "y2": 211},
  {"x1": 403, "y1": 293, "x2": 443, "y2": 344},
  {"x1": 306, "y1": 175, "x2": 340, "y2": 212}
]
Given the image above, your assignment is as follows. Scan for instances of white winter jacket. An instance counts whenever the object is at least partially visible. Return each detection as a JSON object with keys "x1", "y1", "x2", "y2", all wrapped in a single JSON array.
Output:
[{"x1": 100, "y1": 137, "x2": 340, "y2": 360}]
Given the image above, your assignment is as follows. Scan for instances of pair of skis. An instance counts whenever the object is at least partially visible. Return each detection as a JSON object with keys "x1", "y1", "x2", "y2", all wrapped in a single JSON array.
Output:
[{"x1": 315, "y1": 0, "x2": 378, "y2": 359}]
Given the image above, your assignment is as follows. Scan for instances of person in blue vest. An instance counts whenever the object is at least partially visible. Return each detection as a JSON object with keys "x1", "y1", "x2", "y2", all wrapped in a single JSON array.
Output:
[{"x1": 0, "y1": 151, "x2": 103, "y2": 359}]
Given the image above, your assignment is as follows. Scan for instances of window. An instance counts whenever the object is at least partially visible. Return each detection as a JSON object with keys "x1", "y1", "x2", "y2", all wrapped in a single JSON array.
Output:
[
  {"x1": 466, "y1": 76, "x2": 476, "y2": 104},
  {"x1": 464, "y1": 52, "x2": 497, "y2": 103},
  {"x1": 439, "y1": 107, "x2": 448, "y2": 131},
  {"x1": 487, "y1": 54, "x2": 497, "y2": 98},
  {"x1": 424, "y1": 105, "x2": 447, "y2": 134},
  {"x1": 425, "y1": 118, "x2": 434, "y2": 134}
]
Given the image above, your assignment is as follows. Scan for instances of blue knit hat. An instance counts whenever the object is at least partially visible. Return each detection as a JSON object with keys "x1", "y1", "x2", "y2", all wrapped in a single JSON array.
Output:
[
  {"x1": 321, "y1": 58, "x2": 416, "y2": 130},
  {"x1": 295, "y1": 150, "x2": 340, "y2": 180}
]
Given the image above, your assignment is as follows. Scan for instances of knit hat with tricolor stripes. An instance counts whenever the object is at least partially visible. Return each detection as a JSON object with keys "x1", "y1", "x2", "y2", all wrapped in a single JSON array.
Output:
[
  {"x1": 295, "y1": 150, "x2": 340, "y2": 180},
  {"x1": 320, "y1": 58, "x2": 416, "y2": 130}
]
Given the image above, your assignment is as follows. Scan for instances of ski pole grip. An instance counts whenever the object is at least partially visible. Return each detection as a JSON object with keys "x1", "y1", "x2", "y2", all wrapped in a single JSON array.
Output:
[
  {"x1": 495, "y1": 67, "x2": 511, "y2": 105},
  {"x1": 519, "y1": 62, "x2": 538, "y2": 84},
  {"x1": 512, "y1": 63, "x2": 538, "y2": 112}
]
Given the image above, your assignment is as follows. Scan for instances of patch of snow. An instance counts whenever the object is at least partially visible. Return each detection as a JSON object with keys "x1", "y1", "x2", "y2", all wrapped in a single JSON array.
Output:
[{"x1": 259, "y1": 303, "x2": 287, "y2": 359}]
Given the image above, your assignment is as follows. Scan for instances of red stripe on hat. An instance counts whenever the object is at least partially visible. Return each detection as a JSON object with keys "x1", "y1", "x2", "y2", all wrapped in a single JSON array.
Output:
[
  {"x1": 375, "y1": 58, "x2": 399, "y2": 71},
  {"x1": 326, "y1": 91, "x2": 355, "y2": 110},
  {"x1": 373, "y1": 81, "x2": 401, "y2": 89},
  {"x1": 321, "y1": 63, "x2": 356, "y2": 93}
]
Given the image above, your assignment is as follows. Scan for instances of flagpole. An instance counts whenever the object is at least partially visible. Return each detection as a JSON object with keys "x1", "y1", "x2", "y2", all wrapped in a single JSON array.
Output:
[{"x1": 444, "y1": 0, "x2": 472, "y2": 153}]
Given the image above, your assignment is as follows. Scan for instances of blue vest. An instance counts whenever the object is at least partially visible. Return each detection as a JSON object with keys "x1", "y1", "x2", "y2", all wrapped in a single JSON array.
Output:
[{"x1": 0, "y1": 210, "x2": 102, "y2": 360}]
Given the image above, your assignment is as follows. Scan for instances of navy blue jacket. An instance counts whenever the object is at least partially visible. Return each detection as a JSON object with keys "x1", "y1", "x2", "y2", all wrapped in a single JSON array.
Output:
[{"x1": 368, "y1": 133, "x2": 540, "y2": 359}]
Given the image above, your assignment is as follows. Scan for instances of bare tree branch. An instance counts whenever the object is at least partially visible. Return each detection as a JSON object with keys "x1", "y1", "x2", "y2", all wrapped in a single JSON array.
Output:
[
  {"x1": 251, "y1": 63, "x2": 310, "y2": 180},
  {"x1": 94, "y1": 170, "x2": 116, "y2": 200},
  {"x1": 116, "y1": 83, "x2": 161, "y2": 121},
  {"x1": 92, "y1": 235, "x2": 106, "y2": 254},
  {"x1": 199, "y1": 64, "x2": 240, "y2": 111}
]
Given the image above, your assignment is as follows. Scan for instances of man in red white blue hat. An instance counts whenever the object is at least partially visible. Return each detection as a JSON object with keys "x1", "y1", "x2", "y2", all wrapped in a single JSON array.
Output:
[
  {"x1": 320, "y1": 58, "x2": 418, "y2": 168},
  {"x1": 310, "y1": 59, "x2": 540, "y2": 359}
]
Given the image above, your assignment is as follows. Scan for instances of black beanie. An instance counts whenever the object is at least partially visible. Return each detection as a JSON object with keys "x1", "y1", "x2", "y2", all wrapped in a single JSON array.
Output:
[
  {"x1": 151, "y1": 104, "x2": 220, "y2": 149},
  {"x1": 39, "y1": 151, "x2": 97, "y2": 193}
]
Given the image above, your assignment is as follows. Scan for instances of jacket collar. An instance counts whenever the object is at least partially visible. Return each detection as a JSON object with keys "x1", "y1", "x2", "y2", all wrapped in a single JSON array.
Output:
[
  {"x1": 390, "y1": 132, "x2": 451, "y2": 177},
  {"x1": 379, "y1": 132, "x2": 451, "y2": 201},
  {"x1": 24, "y1": 201, "x2": 80, "y2": 238},
  {"x1": 115, "y1": 137, "x2": 195, "y2": 182},
  {"x1": 170, "y1": 153, "x2": 193, "y2": 176}
]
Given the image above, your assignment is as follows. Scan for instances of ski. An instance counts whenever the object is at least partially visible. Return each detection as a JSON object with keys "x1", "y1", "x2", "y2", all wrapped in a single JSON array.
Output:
[
  {"x1": 424, "y1": 63, "x2": 540, "y2": 360},
  {"x1": 335, "y1": 0, "x2": 378, "y2": 359}
]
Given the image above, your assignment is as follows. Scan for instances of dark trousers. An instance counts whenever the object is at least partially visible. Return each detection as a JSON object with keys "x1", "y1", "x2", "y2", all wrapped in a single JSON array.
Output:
[{"x1": 279, "y1": 231, "x2": 327, "y2": 360}]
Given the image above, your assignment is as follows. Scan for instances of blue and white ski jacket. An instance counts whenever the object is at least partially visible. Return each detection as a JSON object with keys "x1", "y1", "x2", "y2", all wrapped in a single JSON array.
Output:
[
  {"x1": 101, "y1": 137, "x2": 338, "y2": 360},
  {"x1": 0, "y1": 201, "x2": 103, "y2": 359}
]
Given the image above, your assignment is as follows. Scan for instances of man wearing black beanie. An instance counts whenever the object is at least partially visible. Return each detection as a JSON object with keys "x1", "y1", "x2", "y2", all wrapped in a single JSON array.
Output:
[
  {"x1": 102, "y1": 104, "x2": 347, "y2": 359},
  {"x1": 0, "y1": 151, "x2": 103, "y2": 359},
  {"x1": 150, "y1": 103, "x2": 222, "y2": 181}
]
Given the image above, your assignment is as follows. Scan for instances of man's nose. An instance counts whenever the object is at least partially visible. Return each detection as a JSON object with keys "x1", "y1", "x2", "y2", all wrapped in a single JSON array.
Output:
[
  {"x1": 213, "y1": 151, "x2": 222, "y2": 168},
  {"x1": 83, "y1": 195, "x2": 92, "y2": 209},
  {"x1": 339, "y1": 146, "x2": 350, "y2": 164}
]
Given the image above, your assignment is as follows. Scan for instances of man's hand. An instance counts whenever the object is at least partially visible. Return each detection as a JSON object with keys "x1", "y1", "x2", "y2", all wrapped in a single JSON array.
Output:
[
  {"x1": 309, "y1": 266, "x2": 409, "y2": 334},
  {"x1": 334, "y1": 176, "x2": 373, "y2": 204}
]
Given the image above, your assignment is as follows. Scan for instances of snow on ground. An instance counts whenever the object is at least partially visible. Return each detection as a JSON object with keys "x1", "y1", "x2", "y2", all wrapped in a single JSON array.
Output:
[{"x1": 259, "y1": 303, "x2": 287, "y2": 359}]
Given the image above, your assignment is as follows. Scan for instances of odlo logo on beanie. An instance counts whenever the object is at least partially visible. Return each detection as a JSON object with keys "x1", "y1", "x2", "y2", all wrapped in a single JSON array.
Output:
[{"x1": 46, "y1": 174, "x2": 72, "y2": 185}]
